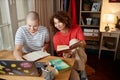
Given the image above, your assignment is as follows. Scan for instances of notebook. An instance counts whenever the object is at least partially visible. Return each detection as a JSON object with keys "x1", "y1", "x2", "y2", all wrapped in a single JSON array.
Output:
[
  {"x1": 23, "y1": 51, "x2": 50, "y2": 61},
  {"x1": 49, "y1": 58, "x2": 70, "y2": 71},
  {"x1": 0, "y1": 60, "x2": 46, "y2": 76}
]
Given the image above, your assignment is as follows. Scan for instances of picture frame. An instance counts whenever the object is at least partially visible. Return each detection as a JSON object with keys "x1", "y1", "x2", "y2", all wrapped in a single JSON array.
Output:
[
  {"x1": 81, "y1": 16, "x2": 85, "y2": 25},
  {"x1": 91, "y1": 2, "x2": 101, "y2": 12},
  {"x1": 109, "y1": 0, "x2": 120, "y2": 2},
  {"x1": 92, "y1": 17, "x2": 100, "y2": 26}
]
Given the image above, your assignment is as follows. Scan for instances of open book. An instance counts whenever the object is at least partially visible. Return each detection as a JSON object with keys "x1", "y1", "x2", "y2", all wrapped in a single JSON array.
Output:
[
  {"x1": 23, "y1": 51, "x2": 50, "y2": 61},
  {"x1": 57, "y1": 45, "x2": 70, "y2": 51},
  {"x1": 57, "y1": 39, "x2": 79, "y2": 51}
]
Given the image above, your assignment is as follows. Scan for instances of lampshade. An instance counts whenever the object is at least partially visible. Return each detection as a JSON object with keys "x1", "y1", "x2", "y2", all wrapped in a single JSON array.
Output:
[{"x1": 102, "y1": 14, "x2": 116, "y2": 24}]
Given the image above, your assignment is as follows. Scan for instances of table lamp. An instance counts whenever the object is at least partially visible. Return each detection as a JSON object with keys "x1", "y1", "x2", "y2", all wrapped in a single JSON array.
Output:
[{"x1": 102, "y1": 14, "x2": 116, "y2": 32}]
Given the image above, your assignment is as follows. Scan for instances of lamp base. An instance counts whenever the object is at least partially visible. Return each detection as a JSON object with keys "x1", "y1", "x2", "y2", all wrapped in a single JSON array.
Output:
[{"x1": 104, "y1": 26, "x2": 110, "y2": 32}]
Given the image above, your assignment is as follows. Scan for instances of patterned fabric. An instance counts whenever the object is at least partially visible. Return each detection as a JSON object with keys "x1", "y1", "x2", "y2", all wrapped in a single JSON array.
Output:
[
  {"x1": 70, "y1": 69, "x2": 80, "y2": 80},
  {"x1": 15, "y1": 25, "x2": 49, "y2": 53},
  {"x1": 72, "y1": 47, "x2": 87, "y2": 71}
]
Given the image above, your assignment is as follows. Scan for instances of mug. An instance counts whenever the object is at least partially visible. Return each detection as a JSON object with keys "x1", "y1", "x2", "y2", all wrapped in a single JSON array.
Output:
[
  {"x1": 42, "y1": 65, "x2": 57, "y2": 80},
  {"x1": 42, "y1": 70, "x2": 55, "y2": 80}
]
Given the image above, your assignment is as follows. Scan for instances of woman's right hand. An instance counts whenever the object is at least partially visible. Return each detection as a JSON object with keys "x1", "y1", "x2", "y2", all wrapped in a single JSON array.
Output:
[{"x1": 63, "y1": 51, "x2": 72, "y2": 58}]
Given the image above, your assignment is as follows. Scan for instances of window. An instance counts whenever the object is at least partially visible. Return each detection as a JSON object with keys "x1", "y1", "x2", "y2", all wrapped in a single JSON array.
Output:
[
  {"x1": 16, "y1": 0, "x2": 29, "y2": 26},
  {"x1": 0, "y1": 0, "x2": 12, "y2": 50},
  {"x1": 0, "y1": 0, "x2": 34, "y2": 50}
]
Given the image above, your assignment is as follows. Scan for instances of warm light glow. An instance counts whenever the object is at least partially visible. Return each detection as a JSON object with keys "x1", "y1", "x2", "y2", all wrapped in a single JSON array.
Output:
[
  {"x1": 100, "y1": 0, "x2": 120, "y2": 32},
  {"x1": 102, "y1": 14, "x2": 116, "y2": 24},
  {"x1": 101, "y1": 13, "x2": 116, "y2": 32}
]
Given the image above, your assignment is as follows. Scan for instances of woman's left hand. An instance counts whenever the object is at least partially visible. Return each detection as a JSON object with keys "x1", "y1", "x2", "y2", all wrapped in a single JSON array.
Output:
[
  {"x1": 70, "y1": 40, "x2": 86, "y2": 49},
  {"x1": 70, "y1": 41, "x2": 80, "y2": 49}
]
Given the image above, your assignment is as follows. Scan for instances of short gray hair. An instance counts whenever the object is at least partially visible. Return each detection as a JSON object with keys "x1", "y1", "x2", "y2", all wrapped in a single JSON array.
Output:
[{"x1": 26, "y1": 11, "x2": 39, "y2": 21}]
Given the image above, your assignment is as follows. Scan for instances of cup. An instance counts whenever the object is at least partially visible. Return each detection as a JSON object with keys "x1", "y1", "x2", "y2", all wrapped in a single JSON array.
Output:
[
  {"x1": 86, "y1": 18, "x2": 92, "y2": 25},
  {"x1": 42, "y1": 70, "x2": 55, "y2": 80},
  {"x1": 42, "y1": 65, "x2": 57, "y2": 80}
]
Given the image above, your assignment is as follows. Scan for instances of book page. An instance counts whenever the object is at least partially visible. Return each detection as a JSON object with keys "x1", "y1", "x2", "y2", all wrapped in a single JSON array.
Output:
[
  {"x1": 57, "y1": 39, "x2": 79, "y2": 52},
  {"x1": 23, "y1": 51, "x2": 50, "y2": 61},
  {"x1": 57, "y1": 45, "x2": 70, "y2": 51}
]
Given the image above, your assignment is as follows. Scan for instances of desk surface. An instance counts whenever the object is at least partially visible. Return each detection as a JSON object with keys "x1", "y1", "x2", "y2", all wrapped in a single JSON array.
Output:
[{"x1": 0, "y1": 50, "x2": 75, "y2": 80}]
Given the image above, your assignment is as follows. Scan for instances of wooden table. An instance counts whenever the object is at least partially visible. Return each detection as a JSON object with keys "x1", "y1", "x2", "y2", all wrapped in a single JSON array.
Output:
[{"x1": 0, "y1": 50, "x2": 75, "y2": 80}]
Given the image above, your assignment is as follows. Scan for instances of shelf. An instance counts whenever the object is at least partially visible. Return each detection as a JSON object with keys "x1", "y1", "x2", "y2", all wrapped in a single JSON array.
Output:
[
  {"x1": 80, "y1": 11, "x2": 101, "y2": 13},
  {"x1": 85, "y1": 36, "x2": 99, "y2": 41},
  {"x1": 101, "y1": 46, "x2": 116, "y2": 51},
  {"x1": 86, "y1": 40, "x2": 99, "y2": 45},
  {"x1": 80, "y1": 0, "x2": 102, "y2": 50},
  {"x1": 86, "y1": 45, "x2": 99, "y2": 50},
  {"x1": 81, "y1": 25, "x2": 99, "y2": 28}
]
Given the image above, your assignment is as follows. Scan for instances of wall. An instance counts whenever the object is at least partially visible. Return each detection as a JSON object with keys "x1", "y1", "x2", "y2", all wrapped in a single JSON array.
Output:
[{"x1": 100, "y1": 0, "x2": 120, "y2": 32}]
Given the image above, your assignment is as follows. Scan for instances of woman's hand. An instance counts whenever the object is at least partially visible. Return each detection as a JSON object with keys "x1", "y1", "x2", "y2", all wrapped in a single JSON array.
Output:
[
  {"x1": 70, "y1": 41, "x2": 80, "y2": 49},
  {"x1": 70, "y1": 40, "x2": 86, "y2": 49},
  {"x1": 63, "y1": 51, "x2": 72, "y2": 58}
]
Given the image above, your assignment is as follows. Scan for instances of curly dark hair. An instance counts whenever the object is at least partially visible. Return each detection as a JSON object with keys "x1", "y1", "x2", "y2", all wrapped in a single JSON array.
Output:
[{"x1": 50, "y1": 11, "x2": 72, "y2": 31}]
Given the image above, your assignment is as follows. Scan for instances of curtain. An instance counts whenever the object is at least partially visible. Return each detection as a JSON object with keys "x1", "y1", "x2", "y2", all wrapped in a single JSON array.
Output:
[
  {"x1": 35, "y1": 0, "x2": 54, "y2": 27},
  {"x1": 60, "y1": 0, "x2": 80, "y2": 25},
  {"x1": 71, "y1": 0, "x2": 77, "y2": 24},
  {"x1": 35, "y1": 0, "x2": 54, "y2": 54}
]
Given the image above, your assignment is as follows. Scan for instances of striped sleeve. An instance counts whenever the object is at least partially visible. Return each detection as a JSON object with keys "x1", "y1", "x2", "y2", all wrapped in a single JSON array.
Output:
[
  {"x1": 44, "y1": 27, "x2": 50, "y2": 43},
  {"x1": 15, "y1": 27, "x2": 24, "y2": 45}
]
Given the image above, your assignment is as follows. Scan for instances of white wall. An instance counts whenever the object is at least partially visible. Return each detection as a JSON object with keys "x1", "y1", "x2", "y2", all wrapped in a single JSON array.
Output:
[{"x1": 100, "y1": 0, "x2": 120, "y2": 32}]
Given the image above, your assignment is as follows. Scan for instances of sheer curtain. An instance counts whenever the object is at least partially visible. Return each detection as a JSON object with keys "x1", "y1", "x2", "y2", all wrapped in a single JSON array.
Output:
[
  {"x1": 0, "y1": 0, "x2": 13, "y2": 50},
  {"x1": 0, "y1": 0, "x2": 32, "y2": 50}
]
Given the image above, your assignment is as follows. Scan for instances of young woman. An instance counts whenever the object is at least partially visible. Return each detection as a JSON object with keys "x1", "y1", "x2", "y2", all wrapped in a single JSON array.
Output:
[{"x1": 50, "y1": 11, "x2": 87, "y2": 80}]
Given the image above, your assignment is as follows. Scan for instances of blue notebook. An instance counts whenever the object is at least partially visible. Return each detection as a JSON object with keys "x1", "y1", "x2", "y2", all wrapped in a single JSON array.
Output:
[{"x1": 49, "y1": 58, "x2": 70, "y2": 71}]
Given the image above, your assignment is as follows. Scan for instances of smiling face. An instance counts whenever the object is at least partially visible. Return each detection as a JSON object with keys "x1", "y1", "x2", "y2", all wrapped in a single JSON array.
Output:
[
  {"x1": 50, "y1": 11, "x2": 72, "y2": 32},
  {"x1": 54, "y1": 18, "x2": 66, "y2": 31},
  {"x1": 27, "y1": 18, "x2": 39, "y2": 34}
]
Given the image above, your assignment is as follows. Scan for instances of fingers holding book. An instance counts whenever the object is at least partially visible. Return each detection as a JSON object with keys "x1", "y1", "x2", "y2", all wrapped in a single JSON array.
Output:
[{"x1": 63, "y1": 52, "x2": 72, "y2": 58}]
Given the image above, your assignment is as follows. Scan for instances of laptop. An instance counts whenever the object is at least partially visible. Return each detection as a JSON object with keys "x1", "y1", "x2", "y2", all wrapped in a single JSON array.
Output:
[{"x1": 0, "y1": 60, "x2": 46, "y2": 77}]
